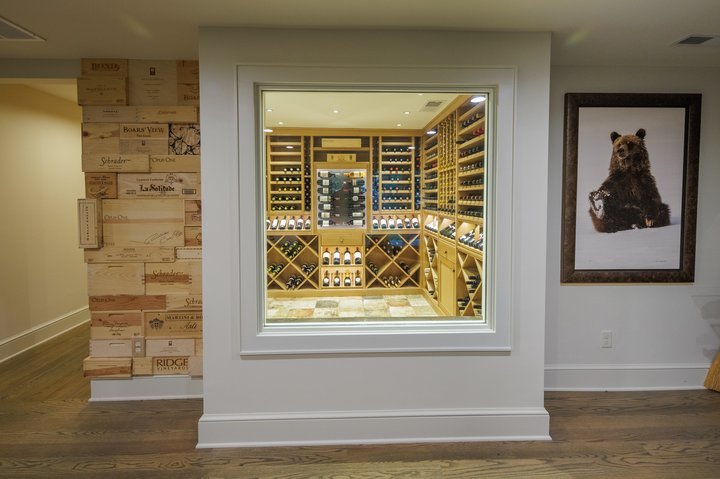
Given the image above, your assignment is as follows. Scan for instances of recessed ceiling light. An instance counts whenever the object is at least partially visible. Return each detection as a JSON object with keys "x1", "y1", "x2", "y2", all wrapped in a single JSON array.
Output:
[
  {"x1": 286, "y1": 145, "x2": 293, "y2": 149},
  {"x1": 427, "y1": 129, "x2": 437, "y2": 135},
  {"x1": 471, "y1": 96, "x2": 486, "y2": 103},
  {"x1": 396, "y1": 123, "x2": 402, "y2": 127},
  {"x1": 278, "y1": 121, "x2": 284, "y2": 125},
  {"x1": 417, "y1": 93, "x2": 424, "y2": 96},
  {"x1": 403, "y1": 111, "x2": 410, "y2": 115},
  {"x1": 263, "y1": 128, "x2": 273, "y2": 133},
  {"x1": 266, "y1": 108, "x2": 273, "y2": 112},
  {"x1": 332, "y1": 109, "x2": 340, "y2": 114}
]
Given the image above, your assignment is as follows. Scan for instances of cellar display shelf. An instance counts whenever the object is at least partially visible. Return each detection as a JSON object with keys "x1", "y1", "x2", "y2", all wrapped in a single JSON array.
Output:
[
  {"x1": 365, "y1": 233, "x2": 420, "y2": 289},
  {"x1": 266, "y1": 235, "x2": 320, "y2": 291}
]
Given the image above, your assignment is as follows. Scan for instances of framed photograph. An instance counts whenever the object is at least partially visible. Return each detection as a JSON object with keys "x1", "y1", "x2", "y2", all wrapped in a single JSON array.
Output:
[{"x1": 561, "y1": 93, "x2": 701, "y2": 283}]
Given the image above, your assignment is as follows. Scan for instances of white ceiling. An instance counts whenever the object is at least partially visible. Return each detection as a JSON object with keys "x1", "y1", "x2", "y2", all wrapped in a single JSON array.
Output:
[{"x1": 0, "y1": 0, "x2": 719, "y2": 67}]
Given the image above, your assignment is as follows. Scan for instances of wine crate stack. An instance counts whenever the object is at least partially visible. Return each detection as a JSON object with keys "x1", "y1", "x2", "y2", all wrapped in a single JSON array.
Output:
[{"x1": 78, "y1": 58, "x2": 203, "y2": 379}]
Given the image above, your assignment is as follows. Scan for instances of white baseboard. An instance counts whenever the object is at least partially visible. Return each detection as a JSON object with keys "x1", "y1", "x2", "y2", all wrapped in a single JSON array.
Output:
[
  {"x1": 90, "y1": 375, "x2": 204, "y2": 401},
  {"x1": 0, "y1": 306, "x2": 90, "y2": 364},
  {"x1": 197, "y1": 407, "x2": 550, "y2": 448},
  {"x1": 545, "y1": 363, "x2": 711, "y2": 391}
]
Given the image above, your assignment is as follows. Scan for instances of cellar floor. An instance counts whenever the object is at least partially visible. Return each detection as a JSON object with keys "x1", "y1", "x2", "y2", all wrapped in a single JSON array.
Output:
[{"x1": 266, "y1": 294, "x2": 442, "y2": 322}]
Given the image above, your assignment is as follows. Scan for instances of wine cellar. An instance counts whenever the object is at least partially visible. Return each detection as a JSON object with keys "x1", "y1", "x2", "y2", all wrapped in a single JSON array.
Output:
[{"x1": 264, "y1": 94, "x2": 487, "y2": 319}]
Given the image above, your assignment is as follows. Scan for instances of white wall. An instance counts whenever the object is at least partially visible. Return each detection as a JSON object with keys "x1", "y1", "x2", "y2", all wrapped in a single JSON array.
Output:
[
  {"x1": 198, "y1": 28, "x2": 552, "y2": 446},
  {"x1": 545, "y1": 66, "x2": 720, "y2": 390},
  {"x1": 0, "y1": 84, "x2": 88, "y2": 362}
]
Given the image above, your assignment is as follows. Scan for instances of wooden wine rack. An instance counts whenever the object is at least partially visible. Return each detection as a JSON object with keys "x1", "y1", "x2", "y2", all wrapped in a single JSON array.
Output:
[
  {"x1": 266, "y1": 135, "x2": 306, "y2": 214},
  {"x1": 266, "y1": 235, "x2": 320, "y2": 291},
  {"x1": 378, "y1": 136, "x2": 415, "y2": 213},
  {"x1": 364, "y1": 233, "x2": 420, "y2": 289}
]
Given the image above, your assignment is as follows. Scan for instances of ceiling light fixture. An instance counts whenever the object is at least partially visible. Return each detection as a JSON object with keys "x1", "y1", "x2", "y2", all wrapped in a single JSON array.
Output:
[
  {"x1": 332, "y1": 109, "x2": 340, "y2": 114},
  {"x1": 263, "y1": 128, "x2": 273, "y2": 133},
  {"x1": 286, "y1": 145, "x2": 293, "y2": 149},
  {"x1": 266, "y1": 108, "x2": 273, "y2": 112},
  {"x1": 470, "y1": 96, "x2": 486, "y2": 103},
  {"x1": 396, "y1": 123, "x2": 402, "y2": 127},
  {"x1": 278, "y1": 121, "x2": 284, "y2": 125},
  {"x1": 427, "y1": 129, "x2": 437, "y2": 135},
  {"x1": 403, "y1": 111, "x2": 410, "y2": 115}
]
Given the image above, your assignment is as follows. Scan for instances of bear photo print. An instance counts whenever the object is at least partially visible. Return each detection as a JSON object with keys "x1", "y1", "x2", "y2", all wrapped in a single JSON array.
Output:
[{"x1": 561, "y1": 93, "x2": 701, "y2": 283}]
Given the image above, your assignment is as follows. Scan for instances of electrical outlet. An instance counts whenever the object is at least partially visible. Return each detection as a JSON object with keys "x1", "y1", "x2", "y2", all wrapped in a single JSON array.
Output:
[{"x1": 601, "y1": 330, "x2": 613, "y2": 348}]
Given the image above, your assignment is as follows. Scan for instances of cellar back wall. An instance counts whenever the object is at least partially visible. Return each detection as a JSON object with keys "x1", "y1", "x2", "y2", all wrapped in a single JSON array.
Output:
[{"x1": 199, "y1": 28, "x2": 551, "y2": 446}]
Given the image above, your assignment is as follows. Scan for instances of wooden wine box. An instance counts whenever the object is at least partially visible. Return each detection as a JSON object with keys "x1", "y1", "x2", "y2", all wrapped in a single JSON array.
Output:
[
  {"x1": 119, "y1": 123, "x2": 169, "y2": 155},
  {"x1": 188, "y1": 356, "x2": 203, "y2": 377},
  {"x1": 90, "y1": 311, "x2": 143, "y2": 339},
  {"x1": 165, "y1": 294, "x2": 203, "y2": 311},
  {"x1": 128, "y1": 60, "x2": 178, "y2": 106},
  {"x1": 194, "y1": 338, "x2": 203, "y2": 356},
  {"x1": 178, "y1": 83, "x2": 199, "y2": 106},
  {"x1": 168, "y1": 124, "x2": 201, "y2": 155},
  {"x1": 82, "y1": 123, "x2": 120, "y2": 155},
  {"x1": 145, "y1": 339, "x2": 194, "y2": 357},
  {"x1": 144, "y1": 311, "x2": 202, "y2": 338},
  {"x1": 176, "y1": 60, "x2": 199, "y2": 84},
  {"x1": 82, "y1": 154, "x2": 150, "y2": 173},
  {"x1": 89, "y1": 295, "x2": 166, "y2": 312},
  {"x1": 83, "y1": 106, "x2": 137, "y2": 123},
  {"x1": 153, "y1": 356, "x2": 189, "y2": 375},
  {"x1": 144, "y1": 261, "x2": 202, "y2": 295},
  {"x1": 175, "y1": 247, "x2": 201, "y2": 260},
  {"x1": 132, "y1": 356, "x2": 153, "y2": 376},
  {"x1": 89, "y1": 339, "x2": 133, "y2": 357},
  {"x1": 78, "y1": 198, "x2": 102, "y2": 249},
  {"x1": 77, "y1": 77, "x2": 127, "y2": 106},
  {"x1": 150, "y1": 155, "x2": 201, "y2": 173},
  {"x1": 184, "y1": 200, "x2": 201, "y2": 225},
  {"x1": 117, "y1": 173, "x2": 199, "y2": 199},
  {"x1": 85, "y1": 173, "x2": 117, "y2": 199},
  {"x1": 101, "y1": 199, "x2": 184, "y2": 248},
  {"x1": 136, "y1": 106, "x2": 198, "y2": 123},
  {"x1": 184, "y1": 227, "x2": 202, "y2": 246},
  {"x1": 87, "y1": 263, "x2": 145, "y2": 296},
  {"x1": 84, "y1": 246, "x2": 175, "y2": 264},
  {"x1": 83, "y1": 357, "x2": 132, "y2": 378},
  {"x1": 81, "y1": 58, "x2": 129, "y2": 77},
  {"x1": 321, "y1": 138, "x2": 361, "y2": 148}
]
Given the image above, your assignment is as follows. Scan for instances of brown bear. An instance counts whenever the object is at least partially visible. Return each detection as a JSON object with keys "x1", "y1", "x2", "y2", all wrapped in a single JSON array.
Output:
[{"x1": 588, "y1": 128, "x2": 670, "y2": 233}]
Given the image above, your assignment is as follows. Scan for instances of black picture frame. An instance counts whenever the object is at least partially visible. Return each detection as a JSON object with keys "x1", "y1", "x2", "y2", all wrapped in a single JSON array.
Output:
[{"x1": 561, "y1": 93, "x2": 701, "y2": 283}]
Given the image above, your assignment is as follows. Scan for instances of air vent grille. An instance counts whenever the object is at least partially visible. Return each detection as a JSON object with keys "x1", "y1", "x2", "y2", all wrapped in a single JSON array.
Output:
[
  {"x1": 419, "y1": 100, "x2": 445, "y2": 112},
  {"x1": 0, "y1": 16, "x2": 44, "y2": 41},
  {"x1": 675, "y1": 35, "x2": 716, "y2": 45}
]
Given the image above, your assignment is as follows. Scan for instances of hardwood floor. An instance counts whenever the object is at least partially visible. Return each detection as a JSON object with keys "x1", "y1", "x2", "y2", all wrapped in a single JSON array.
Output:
[{"x1": 1, "y1": 324, "x2": 719, "y2": 478}]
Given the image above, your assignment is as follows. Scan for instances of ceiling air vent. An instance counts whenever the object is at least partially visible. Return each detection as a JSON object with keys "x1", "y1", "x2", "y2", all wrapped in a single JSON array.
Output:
[
  {"x1": 0, "y1": 16, "x2": 44, "y2": 41},
  {"x1": 674, "y1": 34, "x2": 716, "y2": 45},
  {"x1": 419, "y1": 100, "x2": 445, "y2": 112}
]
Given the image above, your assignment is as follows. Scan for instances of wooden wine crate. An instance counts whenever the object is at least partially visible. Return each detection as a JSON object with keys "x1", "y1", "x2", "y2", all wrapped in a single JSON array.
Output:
[
  {"x1": 77, "y1": 77, "x2": 127, "y2": 106},
  {"x1": 101, "y1": 199, "x2": 184, "y2": 247},
  {"x1": 136, "y1": 106, "x2": 198, "y2": 123},
  {"x1": 85, "y1": 173, "x2": 117, "y2": 199},
  {"x1": 168, "y1": 124, "x2": 200, "y2": 155},
  {"x1": 81, "y1": 58, "x2": 129, "y2": 77},
  {"x1": 178, "y1": 83, "x2": 199, "y2": 106},
  {"x1": 321, "y1": 138, "x2": 361, "y2": 148},
  {"x1": 132, "y1": 356, "x2": 153, "y2": 376},
  {"x1": 177, "y1": 60, "x2": 199, "y2": 84},
  {"x1": 150, "y1": 155, "x2": 201, "y2": 173},
  {"x1": 120, "y1": 123, "x2": 169, "y2": 139},
  {"x1": 82, "y1": 154, "x2": 150, "y2": 173},
  {"x1": 165, "y1": 294, "x2": 203, "y2": 311},
  {"x1": 144, "y1": 261, "x2": 202, "y2": 295},
  {"x1": 188, "y1": 356, "x2": 203, "y2": 377},
  {"x1": 89, "y1": 295, "x2": 166, "y2": 312},
  {"x1": 153, "y1": 356, "x2": 189, "y2": 375},
  {"x1": 175, "y1": 247, "x2": 201, "y2": 260},
  {"x1": 78, "y1": 198, "x2": 102, "y2": 249},
  {"x1": 184, "y1": 200, "x2": 201, "y2": 226},
  {"x1": 89, "y1": 339, "x2": 133, "y2": 358},
  {"x1": 83, "y1": 357, "x2": 132, "y2": 378},
  {"x1": 117, "y1": 173, "x2": 199, "y2": 199},
  {"x1": 82, "y1": 123, "x2": 120, "y2": 155},
  {"x1": 119, "y1": 138, "x2": 169, "y2": 155},
  {"x1": 131, "y1": 336, "x2": 145, "y2": 357},
  {"x1": 184, "y1": 227, "x2": 202, "y2": 246},
  {"x1": 84, "y1": 246, "x2": 175, "y2": 264},
  {"x1": 145, "y1": 338, "x2": 194, "y2": 357},
  {"x1": 83, "y1": 106, "x2": 137, "y2": 123},
  {"x1": 90, "y1": 311, "x2": 143, "y2": 339},
  {"x1": 128, "y1": 60, "x2": 178, "y2": 106},
  {"x1": 327, "y1": 153, "x2": 356, "y2": 162},
  {"x1": 144, "y1": 311, "x2": 202, "y2": 338},
  {"x1": 194, "y1": 338, "x2": 203, "y2": 356},
  {"x1": 87, "y1": 263, "x2": 145, "y2": 296}
]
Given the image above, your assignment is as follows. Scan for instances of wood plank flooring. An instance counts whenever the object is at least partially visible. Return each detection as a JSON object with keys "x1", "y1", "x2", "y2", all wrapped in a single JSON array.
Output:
[{"x1": 1, "y1": 323, "x2": 719, "y2": 478}]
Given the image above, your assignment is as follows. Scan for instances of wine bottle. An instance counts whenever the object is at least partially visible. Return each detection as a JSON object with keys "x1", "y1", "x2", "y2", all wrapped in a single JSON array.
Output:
[
  {"x1": 322, "y1": 271, "x2": 330, "y2": 287},
  {"x1": 380, "y1": 218, "x2": 387, "y2": 229},
  {"x1": 278, "y1": 216, "x2": 287, "y2": 230},
  {"x1": 411, "y1": 216, "x2": 420, "y2": 228},
  {"x1": 404, "y1": 216, "x2": 412, "y2": 229},
  {"x1": 296, "y1": 217, "x2": 304, "y2": 230},
  {"x1": 333, "y1": 271, "x2": 341, "y2": 287},
  {"x1": 354, "y1": 270, "x2": 362, "y2": 286},
  {"x1": 270, "y1": 217, "x2": 279, "y2": 230},
  {"x1": 388, "y1": 217, "x2": 396, "y2": 229},
  {"x1": 372, "y1": 217, "x2": 379, "y2": 229},
  {"x1": 396, "y1": 216, "x2": 404, "y2": 229},
  {"x1": 343, "y1": 247, "x2": 351, "y2": 265},
  {"x1": 322, "y1": 248, "x2": 331, "y2": 265},
  {"x1": 346, "y1": 219, "x2": 364, "y2": 227},
  {"x1": 353, "y1": 247, "x2": 362, "y2": 265},
  {"x1": 288, "y1": 216, "x2": 296, "y2": 230},
  {"x1": 333, "y1": 247, "x2": 341, "y2": 265},
  {"x1": 343, "y1": 272, "x2": 351, "y2": 287},
  {"x1": 319, "y1": 195, "x2": 331, "y2": 203},
  {"x1": 304, "y1": 216, "x2": 312, "y2": 230}
]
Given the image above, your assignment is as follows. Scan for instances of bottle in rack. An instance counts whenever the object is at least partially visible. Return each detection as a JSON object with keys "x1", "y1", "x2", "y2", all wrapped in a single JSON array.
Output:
[
  {"x1": 278, "y1": 216, "x2": 287, "y2": 230},
  {"x1": 343, "y1": 272, "x2": 351, "y2": 287},
  {"x1": 296, "y1": 217, "x2": 304, "y2": 230},
  {"x1": 354, "y1": 270, "x2": 362, "y2": 286},
  {"x1": 287, "y1": 216, "x2": 295, "y2": 230},
  {"x1": 333, "y1": 247, "x2": 341, "y2": 265},
  {"x1": 343, "y1": 247, "x2": 351, "y2": 265},
  {"x1": 333, "y1": 271, "x2": 341, "y2": 287},
  {"x1": 270, "y1": 217, "x2": 279, "y2": 230},
  {"x1": 353, "y1": 247, "x2": 362, "y2": 265},
  {"x1": 322, "y1": 248, "x2": 330, "y2": 265},
  {"x1": 323, "y1": 271, "x2": 330, "y2": 287}
]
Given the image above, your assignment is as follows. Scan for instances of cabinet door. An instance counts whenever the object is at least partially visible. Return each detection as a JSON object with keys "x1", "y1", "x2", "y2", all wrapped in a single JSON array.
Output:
[{"x1": 438, "y1": 255, "x2": 456, "y2": 316}]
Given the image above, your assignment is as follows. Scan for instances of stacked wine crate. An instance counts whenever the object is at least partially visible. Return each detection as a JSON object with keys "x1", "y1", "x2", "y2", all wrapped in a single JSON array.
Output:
[{"x1": 78, "y1": 58, "x2": 203, "y2": 379}]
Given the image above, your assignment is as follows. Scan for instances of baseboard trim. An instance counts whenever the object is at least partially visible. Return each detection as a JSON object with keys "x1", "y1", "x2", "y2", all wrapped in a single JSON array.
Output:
[
  {"x1": 90, "y1": 375, "x2": 203, "y2": 401},
  {"x1": 545, "y1": 363, "x2": 711, "y2": 391},
  {"x1": 197, "y1": 407, "x2": 550, "y2": 448},
  {"x1": 0, "y1": 306, "x2": 90, "y2": 364}
]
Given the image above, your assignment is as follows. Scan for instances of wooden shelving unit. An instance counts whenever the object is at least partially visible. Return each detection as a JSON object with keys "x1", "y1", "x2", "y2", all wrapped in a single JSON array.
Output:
[
  {"x1": 378, "y1": 136, "x2": 414, "y2": 213},
  {"x1": 266, "y1": 235, "x2": 319, "y2": 291},
  {"x1": 267, "y1": 135, "x2": 305, "y2": 214},
  {"x1": 364, "y1": 234, "x2": 420, "y2": 289}
]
